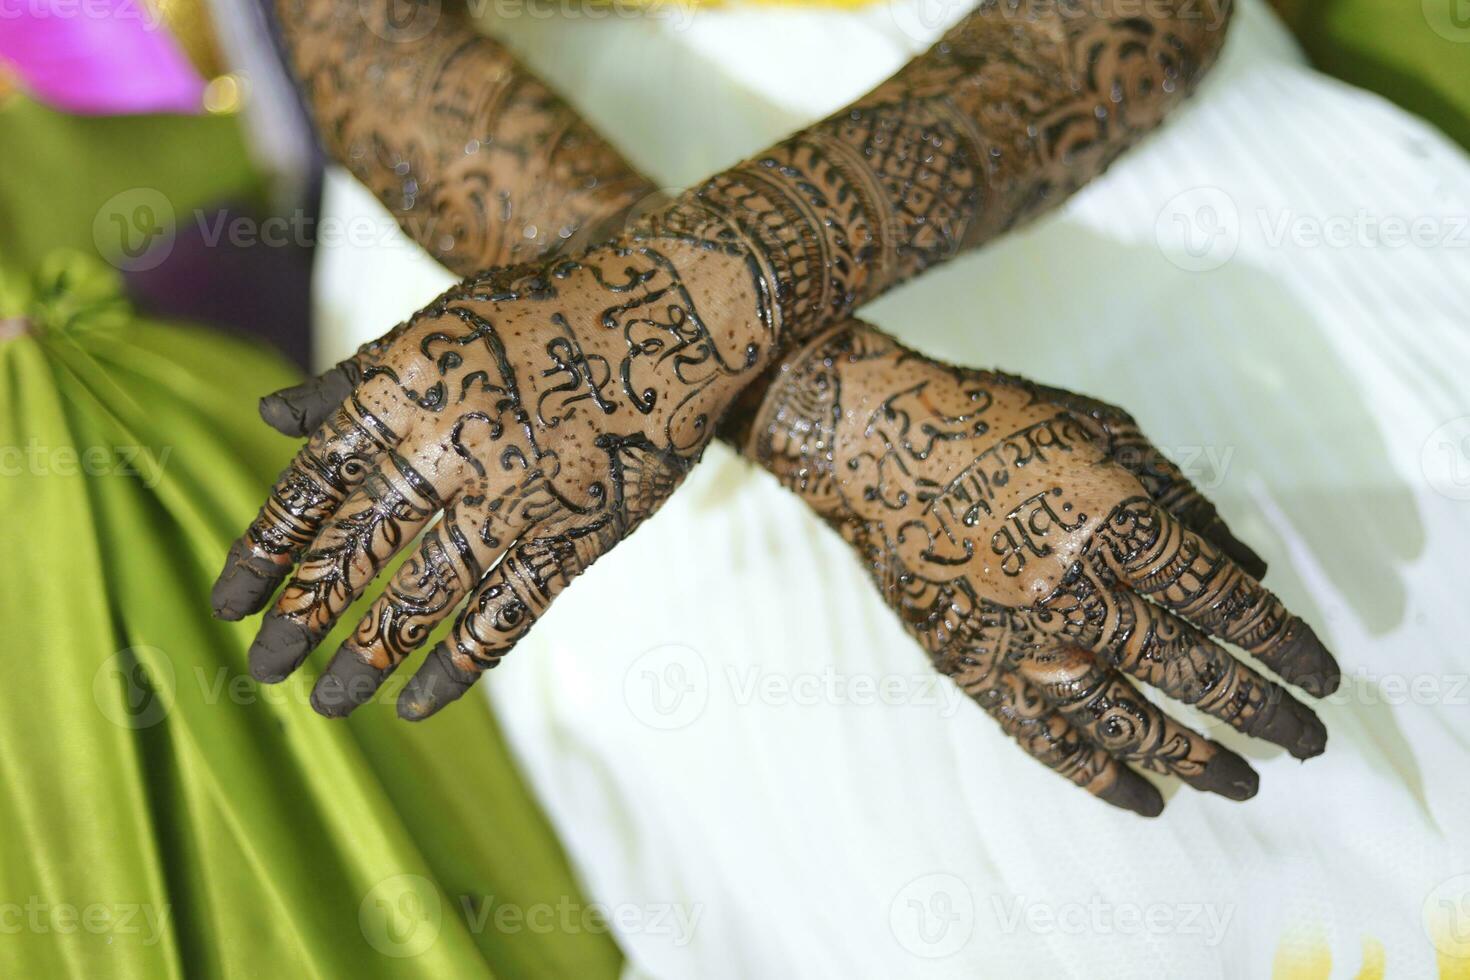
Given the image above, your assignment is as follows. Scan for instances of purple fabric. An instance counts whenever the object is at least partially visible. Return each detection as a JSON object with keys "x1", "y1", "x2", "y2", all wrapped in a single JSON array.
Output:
[
  {"x1": 0, "y1": 0, "x2": 205, "y2": 115},
  {"x1": 125, "y1": 201, "x2": 318, "y2": 371}
]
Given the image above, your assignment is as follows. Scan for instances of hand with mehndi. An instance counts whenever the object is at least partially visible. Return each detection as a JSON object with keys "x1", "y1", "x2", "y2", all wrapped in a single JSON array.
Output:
[
  {"x1": 733, "y1": 325, "x2": 1339, "y2": 814},
  {"x1": 212, "y1": 246, "x2": 764, "y2": 719},
  {"x1": 212, "y1": 0, "x2": 1297, "y2": 806}
]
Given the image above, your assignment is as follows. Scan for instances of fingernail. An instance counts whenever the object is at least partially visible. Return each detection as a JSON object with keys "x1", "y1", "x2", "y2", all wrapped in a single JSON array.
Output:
[
  {"x1": 1271, "y1": 621, "x2": 1341, "y2": 698},
  {"x1": 211, "y1": 539, "x2": 285, "y2": 621},
  {"x1": 311, "y1": 647, "x2": 393, "y2": 718},
  {"x1": 249, "y1": 613, "x2": 314, "y2": 683},
  {"x1": 1188, "y1": 748, "x2": 1259, "y2": 801},
  {"x1": 397, "y1": 643, "x2": 479, "y2": 722},
  {"x1": 1098, "y1": 769, "x2": 1165, "y2": 818}
]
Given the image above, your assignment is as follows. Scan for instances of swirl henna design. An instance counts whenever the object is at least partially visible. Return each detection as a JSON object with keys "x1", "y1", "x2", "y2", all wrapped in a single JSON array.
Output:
[
  {"x1": 269, "y1": 0, "x2": 1230, "y2": 300},
  {"x1": 998, "y1": 375, "x2": 1269, "y2": 578},
  {"x1": 220, "y1": 253, "x2": 731, "y2": 713},
  {"x1": 217, "y1": 1, "x2": 1255, "y2": 762},
  {"x1": 738, "y1": 325, "x2": 1338, "y2": 812}
]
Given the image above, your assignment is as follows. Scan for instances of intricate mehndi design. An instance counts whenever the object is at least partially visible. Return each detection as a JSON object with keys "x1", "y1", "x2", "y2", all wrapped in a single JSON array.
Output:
[
  {"x1": 273, "y1": 0, "x2": 658, "y2": 268},
  {"x1": 739, "y1": 325, "x2": 1338, "y2": 811},
  {"x1": 214, "y1": 0, "x2": 1338, "y2": 814}
]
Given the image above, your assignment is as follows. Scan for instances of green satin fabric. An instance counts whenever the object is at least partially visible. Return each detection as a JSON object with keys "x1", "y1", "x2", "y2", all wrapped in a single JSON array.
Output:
[
  {"x1": 0, "y1": 254, "x2": 622, "y2": 979},
  {"x1": 0, "y1": 98, "x2": 266, "y2": 266},
  {"x1": 0, "y1": 93, "x2": 622, "y2": 979},
  {"x1": 1270, "y1": 0, "x2": 1470, "y2": 151}
]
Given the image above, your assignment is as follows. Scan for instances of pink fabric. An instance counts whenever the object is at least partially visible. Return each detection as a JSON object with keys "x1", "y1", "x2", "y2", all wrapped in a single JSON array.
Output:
[{"x1": 0, "y1": 0, "x2": 205, "y2": 115}]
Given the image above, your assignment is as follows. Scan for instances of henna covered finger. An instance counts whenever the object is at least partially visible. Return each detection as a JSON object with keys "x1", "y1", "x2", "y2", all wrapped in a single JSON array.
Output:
[
  {"x1": 1092, "y1": 499, "x2": 1341, "y2": 697},
  {"x1": 258, "y1": 357, "x2": 363, "y2": 439},
  {"x1": 259, "y1": 316, "x2": 424, "y2": 437},
  {"x1": 397, "y1": 517, "x2": 615, "y2": 721},
  {"x1": 214, "y1": 383, "x2": 403, "y2": 620},
  {"x1": 393, "y1": 428, "x2": 693, "y2": 719},
  {"x1": 249, "y1": 448, "x2": 451, "y2": 681},
  {"x1": 310, "y1": 497, "x2": 519, "y2": 716},
  {"x1": 1089, "y1": 589, "x2": 1326, "y2": 759},
  {"x1": 1099, "y1": 417, "x2": 1268, "y2": 579},
  {"x1": 974, "y1": 670, "x2": 1164, "y2": 817},
  {"x1": 1017, "y1": 647, "x2": 1257, "y2": 801}
]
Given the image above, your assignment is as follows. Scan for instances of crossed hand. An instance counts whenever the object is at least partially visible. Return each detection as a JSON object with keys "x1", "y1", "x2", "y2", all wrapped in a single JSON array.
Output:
[
  {"x1": 213, "y1": 247, "x2": 758, "y2": 719},
  {"x1": 736, "y1": 325, "x2": 1337, "y2": 814},
  {"x1": 209, "y1": 0, "x2": 1342, "y2": 813}
]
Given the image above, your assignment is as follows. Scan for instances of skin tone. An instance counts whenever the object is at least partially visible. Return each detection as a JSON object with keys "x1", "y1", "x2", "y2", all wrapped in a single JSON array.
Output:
[{"x1": 215, "y1": 0, "x2": 1340, "y2": 814}]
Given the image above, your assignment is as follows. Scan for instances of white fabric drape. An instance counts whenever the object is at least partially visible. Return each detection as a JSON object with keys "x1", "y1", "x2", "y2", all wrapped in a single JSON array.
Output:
[{"x1": 313, "y1": 1, "x2": 1470, "y2": 974}]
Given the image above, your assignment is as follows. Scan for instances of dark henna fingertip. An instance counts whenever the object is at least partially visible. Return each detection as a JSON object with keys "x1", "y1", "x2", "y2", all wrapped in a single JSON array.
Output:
[
  {"x1": 1274, "y1": 621, "x2": 1341, "y2": 698},
  {"x1": 248, "y1": 614, "x2": 314, "y2": 683},
  {"x1": 211, "y1": 539, "x2": 286, "y2": 621},
  {"x1": 1187, "y1": 749, "x2": 1259, "y2": 801},
  {"x1": 1251, "y1": 694, "x2": 1328, "y2": 760},
  {"x1": 398, "y1": 643, "x2": 480, "y2": 721},
  {"x1": 1290, "y1": 712, "x2": 1328, "y2": 760},
  {"x1": 310, "y1": 648, "x2": 393, "y2": 718},
  {"x1": 1098, "y1": 770, "x2": 1165, "y2": 818},
  {"x1": 259, "y1": 367, "x2": 359, "y2": 437},
  {"x1": 258, "y1": 392, "x2": 309, "y2": 437}
]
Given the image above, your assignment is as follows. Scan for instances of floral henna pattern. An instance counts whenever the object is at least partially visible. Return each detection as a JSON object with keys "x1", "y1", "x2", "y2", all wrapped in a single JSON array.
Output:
[
  {"x1": 275, "y1": 0, "x2": 1230, "y2": 327},
  {"x1": 741, "y1": 325, "x2": 1339, "y2": 812}
]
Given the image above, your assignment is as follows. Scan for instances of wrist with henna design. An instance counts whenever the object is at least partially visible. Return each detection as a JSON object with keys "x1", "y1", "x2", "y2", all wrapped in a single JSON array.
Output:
[{"x1": 216, "y1": 0, "x2": 1339, "y2": 814}]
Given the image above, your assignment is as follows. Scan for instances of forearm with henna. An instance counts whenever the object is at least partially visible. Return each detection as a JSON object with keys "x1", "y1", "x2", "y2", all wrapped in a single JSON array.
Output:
[
  {"x1": 263, "y1": 0, "x2": 1233, "y2": 431},
  {"x1": 650, "y1": 0, "x2": 1232, "y2": 341},
  {"x1": 265, "y1": 0, "x2": 1232, "y2": 427},
  {"x1": 217, "y1": 0, "x2": 1338, "y2": 814},
  {"x1": 272, "y1": 0, "x2": 655, "y2": 273}
]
